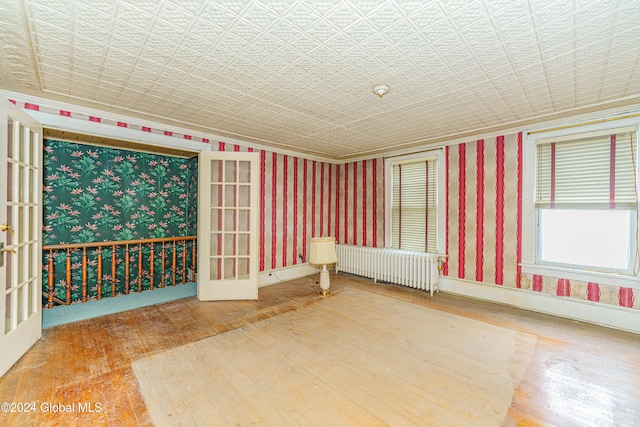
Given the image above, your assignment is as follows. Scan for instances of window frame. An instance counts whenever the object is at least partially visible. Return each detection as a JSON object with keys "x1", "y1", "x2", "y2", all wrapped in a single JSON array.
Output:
[
  {"x1": 384, "y1": 149, "x2": 446, "y2": 254},
  {"x1": 522, "y1": 117, "x2": 640, "y2": 287}
]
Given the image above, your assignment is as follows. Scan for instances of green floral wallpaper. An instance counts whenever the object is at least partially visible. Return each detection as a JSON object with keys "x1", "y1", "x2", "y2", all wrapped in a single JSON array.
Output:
[
  {"x1": 42, "y1": 139, "x2": 198, "y2": 305},
  {"x1": 43, "y1": 139, "x2": 197, "y2": 243},
  {"x1": 186, "y1": 156, "x2": 198, "y2": 236}
]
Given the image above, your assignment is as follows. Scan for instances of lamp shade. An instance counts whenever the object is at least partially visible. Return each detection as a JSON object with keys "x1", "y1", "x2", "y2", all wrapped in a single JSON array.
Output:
[{"x1": 309, "y1": 237, "x2": 338, "y2": 265}]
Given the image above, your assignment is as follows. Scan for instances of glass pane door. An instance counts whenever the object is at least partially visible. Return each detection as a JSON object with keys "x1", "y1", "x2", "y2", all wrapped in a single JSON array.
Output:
[
  {"x1": 1, "y1": 97, "x2": 42, "y2": 377},
  {"x1": 198, "y1": 151, "x2": 258, "y2": 300}
]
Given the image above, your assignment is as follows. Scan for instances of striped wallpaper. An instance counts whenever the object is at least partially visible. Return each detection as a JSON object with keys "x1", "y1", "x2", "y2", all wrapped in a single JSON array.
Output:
[
  {"x1": 445, "y1": 134, "x2": 522, "y2": 289},
  {"x1": 217, "y1": 144, "x2": 384, "y2": 272},
  {"x1": 443, "y1": 133, "x2": 637, "y2": 310},
  {"x1": 225, "y1": 133, "x2": 636, "y2": 310},
  {"x1": 335, "y1": 159, "x2": 385, "y2": 248},
  {"x1": 216, "y1": 142, "x2": 328, "y2": 271}
]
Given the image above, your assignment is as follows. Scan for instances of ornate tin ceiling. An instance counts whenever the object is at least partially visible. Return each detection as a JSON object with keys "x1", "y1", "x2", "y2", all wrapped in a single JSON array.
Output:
[{"x1": 1, "y1": 0, "x2": 639, "y2": 159}]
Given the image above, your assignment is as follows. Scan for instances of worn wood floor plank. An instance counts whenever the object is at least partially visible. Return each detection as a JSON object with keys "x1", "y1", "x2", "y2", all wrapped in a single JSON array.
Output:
[
  {"x1": 0, "y1": 273, "x2": 638, "y2": 426},
  {"x1": 133, "y1": 289, "x2": 536, "y2": 426}
]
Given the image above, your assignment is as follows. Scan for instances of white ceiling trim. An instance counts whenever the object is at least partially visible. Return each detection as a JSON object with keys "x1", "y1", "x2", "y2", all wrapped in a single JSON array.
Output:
[{"x1": 2, "y1": 89, "x2": 337, "y2": 163}]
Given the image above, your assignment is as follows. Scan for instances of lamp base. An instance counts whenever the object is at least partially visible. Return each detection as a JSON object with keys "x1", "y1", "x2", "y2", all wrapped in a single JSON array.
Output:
[{"x1": 319, "y1": 265, "x2": 331, "y2": 295}]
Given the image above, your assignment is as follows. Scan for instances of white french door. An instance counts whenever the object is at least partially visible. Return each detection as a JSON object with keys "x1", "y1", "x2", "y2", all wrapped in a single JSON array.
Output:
[
  {"x1": 197, "y1": 151, "x2": 259, "y2": 300},
  {"x1": 0, "y1": 97, "x2": 42, "y2": 377}
]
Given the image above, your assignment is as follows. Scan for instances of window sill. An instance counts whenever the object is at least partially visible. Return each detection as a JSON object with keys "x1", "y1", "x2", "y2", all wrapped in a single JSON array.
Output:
[{"x1": 520, "y1": 263, "x2": 640, "y2": 289}]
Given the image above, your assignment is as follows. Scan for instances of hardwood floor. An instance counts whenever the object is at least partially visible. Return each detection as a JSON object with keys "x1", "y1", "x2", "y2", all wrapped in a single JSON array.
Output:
[{"x1": 1, "y1": 273, "x2": 639, "y2": 426}]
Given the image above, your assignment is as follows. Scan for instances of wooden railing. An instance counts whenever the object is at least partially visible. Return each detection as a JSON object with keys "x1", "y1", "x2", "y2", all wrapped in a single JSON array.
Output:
[{"x1": 42, "y1": 236, "x2": 197, "y2": 308}]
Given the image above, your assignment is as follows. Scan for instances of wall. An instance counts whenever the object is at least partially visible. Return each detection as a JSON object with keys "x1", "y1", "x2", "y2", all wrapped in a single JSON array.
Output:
[
  {"x1": 445, "y1": 133, "x2": 638, "y2": 310},
  {"x1": 445, "y1": 134, "x2": 522, "y2": 289},
  {"x1": 186, "y1": 156, "x2": 198, "y2": 236},
  {"x1": 24, "y1": 98, "x2": 639, "y2": 313},
  {"x1": 41, "y1": 137, "x2": 340, "y2": 302},
  {"x1": 334, "y1": 159, "x2": 385, "y2": 248},
  {"x1": 43, "y1": 139, "x2": 197, "y2": 244},
  {"x1": 21, "y1": 97, "x2": 385, "y2": 284},
  {"x1": 44, "y1": 139, "x2": 387, "y2": 277},
  {"x1": 351, "y1": 133, "x2": 638, "y2": 312},
  {"x1": 221, "y1": 154, "x2": 386, "y2": 273},
  {"x1": 201, "y1": 142, "x2": 338, "y2": 272}
]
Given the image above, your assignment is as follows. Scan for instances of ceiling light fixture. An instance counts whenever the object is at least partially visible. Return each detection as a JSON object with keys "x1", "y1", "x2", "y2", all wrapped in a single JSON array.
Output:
[{"x1": 372, "y1": 84, "x2": 390, "y2": 98}]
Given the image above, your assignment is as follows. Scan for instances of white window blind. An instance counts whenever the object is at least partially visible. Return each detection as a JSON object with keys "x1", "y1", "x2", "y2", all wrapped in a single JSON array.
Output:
[
  {"x1": 391, "y1": 158, "x2": 437, "y2": 252},
  {"x1": 536, "y1": 129, "x2": 638, "y2": 209}
]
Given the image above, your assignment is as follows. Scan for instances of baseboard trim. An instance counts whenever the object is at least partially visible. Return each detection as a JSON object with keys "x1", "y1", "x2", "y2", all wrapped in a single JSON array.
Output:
[
  {"x1": 259, "y1": 263, "x2": 317, "y2": 287},
  {"x1": 439, "y1": 277, "x2": 640, "y2": 334}
]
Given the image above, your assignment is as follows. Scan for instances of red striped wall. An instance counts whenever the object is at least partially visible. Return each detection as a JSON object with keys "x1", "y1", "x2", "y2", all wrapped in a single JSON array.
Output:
[
  {"x1": 447, "y1": 135, "x2": 520, "y2": 288},
  {"x1": 335, "y1": 159, "x2": 385, "y2": 247},
  {"x1": 216, "y1": 144, "x2": 336, "y2": 271},
  {"x1": 444, "y1": 133, "x2": 637, "y2": 309},
  {"x1": 244, "y1": 153, "x2": 385, "y2": 271},
  {"x1": 173, "y1": 136, "x2": 640, "y2": 309}
]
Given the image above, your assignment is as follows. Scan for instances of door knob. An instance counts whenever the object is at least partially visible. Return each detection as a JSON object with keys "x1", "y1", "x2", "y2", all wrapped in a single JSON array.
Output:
[{"x1": 0, "y1": 223, "x2": 13, "y2": 235}]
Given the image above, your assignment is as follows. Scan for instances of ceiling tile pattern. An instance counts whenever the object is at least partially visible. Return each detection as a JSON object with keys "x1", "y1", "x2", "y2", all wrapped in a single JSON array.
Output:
[{"x1": 1, "y1": 0, "x2": 640, "y2": 159}]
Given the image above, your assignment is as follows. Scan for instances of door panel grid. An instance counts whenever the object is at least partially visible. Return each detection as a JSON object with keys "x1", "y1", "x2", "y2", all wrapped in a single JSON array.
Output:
[
  {"x1": 198, "y1": 151, "x2": 258, "y2": 301},
  {"x1": 210, "y1": 160, "x2": 252, "y2": 281},
  {"x1": 5, "y1": 120, "x2": 39, "y2": 333}
]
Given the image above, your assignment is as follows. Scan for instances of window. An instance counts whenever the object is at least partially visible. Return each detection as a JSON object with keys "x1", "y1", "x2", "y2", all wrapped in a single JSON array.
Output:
[
  {"x1": 389, "y1": 156, "x2": 438, "y2": 252},
  {"x1": 534, "y1": 127, "x2": 638, "y2": 273}
]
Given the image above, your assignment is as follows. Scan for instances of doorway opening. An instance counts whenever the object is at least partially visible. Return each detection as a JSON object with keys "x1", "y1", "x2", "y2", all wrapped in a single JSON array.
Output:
[{"x1": 41, "y1": 131, "x2": 199, "y2": 325}]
